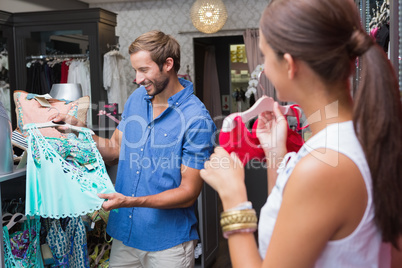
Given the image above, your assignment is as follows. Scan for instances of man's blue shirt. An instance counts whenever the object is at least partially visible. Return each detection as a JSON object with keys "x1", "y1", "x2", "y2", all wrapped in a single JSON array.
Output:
[{"x1": 107, "y1": 78, "x2": 216, "y2": 251}]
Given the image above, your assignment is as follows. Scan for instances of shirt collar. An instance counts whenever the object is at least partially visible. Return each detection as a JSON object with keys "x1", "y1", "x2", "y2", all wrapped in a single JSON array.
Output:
[{"x1": 143, "y1": 78, "x2": 194, "y2": 107}]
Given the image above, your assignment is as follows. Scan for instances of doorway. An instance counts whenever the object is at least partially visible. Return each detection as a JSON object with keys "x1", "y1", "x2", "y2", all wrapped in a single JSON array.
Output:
[
  {"x1": 193, "y1": 35, "x2": 247, "y2": 117},
  {"x1": 193, "y1": 35, "x2": 268, "y2": 268}
]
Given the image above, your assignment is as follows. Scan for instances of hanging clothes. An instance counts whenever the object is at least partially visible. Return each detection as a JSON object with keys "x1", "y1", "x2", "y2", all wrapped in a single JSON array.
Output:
[
  {"x1": 25, "y1": 56, "x2": 89, "y2": 95},
  {"x1": 25, "y1": 124, "x2": 116, "y2": 219},
  {"x1": 0, "y1": 82, "x2": 10, "y2": 119},
  {"x1": 0, "y1": 48, "x2": 9, "y2": 84},
  {"x1": 67, "y1": 59, "x2": 91, "y2": 98},
  {"x1": 46, "y1": 217, "x2": 90, "y2": 268},
  {"x1": 103, "y1": 50, "x2": 129, "y2": 114},
  {"x1": 26, "y1": 61, "x2": 51, "y2": 95},
  {"x1": 2, "y1": 216, "x2": 44, "y2": 268},
  {"x1": 59, "y1": 60, "x2": 70, "y2": 84}
]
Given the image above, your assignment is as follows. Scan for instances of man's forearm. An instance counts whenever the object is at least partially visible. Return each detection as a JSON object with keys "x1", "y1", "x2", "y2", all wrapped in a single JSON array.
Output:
[{"x1": 92, "y1": 135, "x2": 119, "y2": 164}]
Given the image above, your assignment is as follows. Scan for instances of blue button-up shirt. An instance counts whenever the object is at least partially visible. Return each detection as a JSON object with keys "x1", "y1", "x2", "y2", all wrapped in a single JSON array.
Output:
[{"x1": 107, "y1": 78, "x2": 216, "y2": 251}]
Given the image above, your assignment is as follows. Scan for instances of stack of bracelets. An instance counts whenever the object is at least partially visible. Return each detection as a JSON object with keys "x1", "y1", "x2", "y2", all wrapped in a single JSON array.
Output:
[{"x1": 220, "y1": 202, "x2": 258, "y2": 239}]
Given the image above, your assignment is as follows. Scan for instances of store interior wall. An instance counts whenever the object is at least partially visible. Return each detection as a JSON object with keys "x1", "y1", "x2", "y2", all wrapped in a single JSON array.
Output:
[
  {"x1": 0, "y1": 0, "x2": 88, "y2": 13},
  {"x1": 0, "y1": 0, "x2": 269, "y2": 98},
  {"x1": 87, "y1": 0, "x2": 268, "y2": 94},
  {"x1": 0, "y1": 0, "x2": 271, "y2": 212}
]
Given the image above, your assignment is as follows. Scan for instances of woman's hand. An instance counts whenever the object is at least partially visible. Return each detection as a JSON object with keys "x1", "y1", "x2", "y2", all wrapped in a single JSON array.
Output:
[
  {"x1": 200, "y1": 147, "x2": 248, "y2": 211},
  {"x1": 256, "y1": 102, "x2": 288, "y2": 157}
]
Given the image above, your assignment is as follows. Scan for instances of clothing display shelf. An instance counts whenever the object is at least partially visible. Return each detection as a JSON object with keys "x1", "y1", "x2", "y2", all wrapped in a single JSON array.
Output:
[
  {"x1": 8, "y1": 8, "x2": 117, "y2": 127},
  {"x1": 357, "y1": 0, "x2": 401, "y2": 90},
  {"x1": 26, "y1": 53, "x2": 89, "y2": 60},
  {"x1": 0, "y1": 8, "x2": 117, "y2": 267},
  {"x1": 0, "y1": 166, "x2": 27, "y2": 266}
]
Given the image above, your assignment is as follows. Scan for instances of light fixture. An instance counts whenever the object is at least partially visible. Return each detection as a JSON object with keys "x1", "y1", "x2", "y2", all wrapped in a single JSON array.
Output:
[{"x1": 190, "y1": 0, "x2": 228, "y2": 34}]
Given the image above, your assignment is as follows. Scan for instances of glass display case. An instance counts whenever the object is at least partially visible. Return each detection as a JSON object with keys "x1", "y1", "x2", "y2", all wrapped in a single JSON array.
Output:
[{"x1": 12, "y1": 8, "x2": 117, "y2": 127}]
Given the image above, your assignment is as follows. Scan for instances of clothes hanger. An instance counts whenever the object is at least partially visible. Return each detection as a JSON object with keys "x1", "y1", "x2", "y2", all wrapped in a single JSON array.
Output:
[
  {"x1": 5, "y1": 212, "x2": 27, "y2": 230},
  {"x1": 2, "y1": 212, "x2": 13, "y2": 225},
  {"x1": 94, "y1": 243, "x2": 111, "y2": 265},
  {"x1": 23, "y1": 121, "x2": 95, "y2": 135},
  {"x1": 221, "y1": 95, "x2": 300, "y2": 132}
]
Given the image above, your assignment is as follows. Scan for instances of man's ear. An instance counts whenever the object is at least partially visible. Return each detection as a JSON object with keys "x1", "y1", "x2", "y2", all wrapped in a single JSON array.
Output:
[
  {"x1": 283, "y1": 53, "x2": 297, "y2": 79},
  {"x1": 165, "y1": 57, "x2": 174, "y2": 72}
]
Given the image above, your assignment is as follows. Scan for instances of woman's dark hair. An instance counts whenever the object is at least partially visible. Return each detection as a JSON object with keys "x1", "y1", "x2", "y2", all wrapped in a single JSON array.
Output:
[
  {"x1": 128, "y1": 30, "x2": 181, "y2": 73},
  {"x1": 260, "y1": 0, "x2": 402, "y2": 248}
]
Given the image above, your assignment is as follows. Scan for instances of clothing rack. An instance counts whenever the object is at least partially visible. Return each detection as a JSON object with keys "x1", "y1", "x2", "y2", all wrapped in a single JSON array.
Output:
[
  {"x1": 106, "y1": 43, "x2": 120, "y2": 51},
  {"x1": 25, "y1": 53, "x2": 89, "y2": 60}
]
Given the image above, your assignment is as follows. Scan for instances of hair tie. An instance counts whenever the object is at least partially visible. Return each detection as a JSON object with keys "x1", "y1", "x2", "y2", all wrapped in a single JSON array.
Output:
[{"x1": 347, "y1": 29, "x2": 373, "y2": 58}]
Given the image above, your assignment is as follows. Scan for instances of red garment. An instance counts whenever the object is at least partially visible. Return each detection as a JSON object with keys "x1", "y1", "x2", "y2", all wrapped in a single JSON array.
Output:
[
  {"x1": 219, "y1": 112, "x2": 304, "y2": 165},
  {"x1": 219, "y1": 116, "x2": 264, "y2": 165},
  {"x1": 60, "y1": 60, "x2": 70, "y2": 83}
]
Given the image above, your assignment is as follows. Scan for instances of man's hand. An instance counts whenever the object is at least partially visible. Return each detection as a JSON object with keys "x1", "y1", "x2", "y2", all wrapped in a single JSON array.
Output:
[
  {"x1": 47, "y1": 113, "x2": 86, "y2": 131},
  {"x1": 98, "y1": 192, "x2": 128, "y2": 211}
]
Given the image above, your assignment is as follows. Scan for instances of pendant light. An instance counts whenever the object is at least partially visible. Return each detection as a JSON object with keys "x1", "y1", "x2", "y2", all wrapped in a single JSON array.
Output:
[{"x1": 190, "y1": 0, "x2": 228, "y2": 34}]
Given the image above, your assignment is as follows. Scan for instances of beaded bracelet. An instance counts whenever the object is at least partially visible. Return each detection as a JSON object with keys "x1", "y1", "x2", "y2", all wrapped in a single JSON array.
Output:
[{"x1": 220, "y1": 208, "x2": 258, "y2": 239}]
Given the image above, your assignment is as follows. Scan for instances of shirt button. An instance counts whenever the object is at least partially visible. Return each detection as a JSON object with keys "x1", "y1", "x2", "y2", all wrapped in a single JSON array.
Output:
[
  {"x1": 176, "y1": 102, "x2": 178, "y2": 105},
  {"x1": 132, "y1": 194, "x2": 134, "y2": 197},
  {"x1": 164, "y1": 133, "x2": 167, "y2": 137},
  {"x1": 140, "y1": 148, "x2": 143, "y2": 151},
  {"x1": 129, "y1": 215, "x2": 132, "y2": 219},
  {"x1": 148, "y1": 126, "x2": 151, "y2": 129},
  {"x1": 136, "y1": 171, "x2": 139, "y2": 174}
]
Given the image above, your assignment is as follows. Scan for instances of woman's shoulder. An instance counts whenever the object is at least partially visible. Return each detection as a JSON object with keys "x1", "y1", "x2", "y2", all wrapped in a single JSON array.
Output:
[{"x1": 284, "y1": 149, "x2": 367, "y2": 234}]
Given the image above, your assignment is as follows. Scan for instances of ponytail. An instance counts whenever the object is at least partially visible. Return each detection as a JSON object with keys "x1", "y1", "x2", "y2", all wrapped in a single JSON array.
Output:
[{"x1": 353, "y1": 43, "x2": 402, "y2": 248}]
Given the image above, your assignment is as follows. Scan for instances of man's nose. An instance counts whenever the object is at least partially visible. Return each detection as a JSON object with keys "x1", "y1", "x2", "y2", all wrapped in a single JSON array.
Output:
[{"x1": 135, "y1": 72, "x2": 144, "y2": 84}]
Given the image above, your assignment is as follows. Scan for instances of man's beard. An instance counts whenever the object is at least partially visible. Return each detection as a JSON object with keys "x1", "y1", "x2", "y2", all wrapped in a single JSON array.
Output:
[{"x1": 147, "y1": 75, "x2": 170, "y2": 96}]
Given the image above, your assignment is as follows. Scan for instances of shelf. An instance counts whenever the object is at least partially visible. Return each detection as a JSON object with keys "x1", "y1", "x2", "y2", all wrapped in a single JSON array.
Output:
[
  {"x1": 231, "y1": 77, "x2": 249, "y2": 83},
  {"x1": 0, "y1": 166, "x2": 26, "y2": 183}
]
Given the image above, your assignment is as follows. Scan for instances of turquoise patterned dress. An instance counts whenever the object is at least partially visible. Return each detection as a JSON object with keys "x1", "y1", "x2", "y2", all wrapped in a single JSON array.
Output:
[{"x1": 24, "y1": 124, "x2": 115, "y2": 219}]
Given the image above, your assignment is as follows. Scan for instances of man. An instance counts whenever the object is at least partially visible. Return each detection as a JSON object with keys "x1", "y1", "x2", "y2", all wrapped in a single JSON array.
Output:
[{"x1": 54, "y1": 30, "x2": 216, "y2": 267}]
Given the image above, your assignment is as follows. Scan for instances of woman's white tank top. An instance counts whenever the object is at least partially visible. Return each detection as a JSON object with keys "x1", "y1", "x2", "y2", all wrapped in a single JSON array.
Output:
[{"x1": 258, "y1": 121, "x2": 391, "y2": 267}]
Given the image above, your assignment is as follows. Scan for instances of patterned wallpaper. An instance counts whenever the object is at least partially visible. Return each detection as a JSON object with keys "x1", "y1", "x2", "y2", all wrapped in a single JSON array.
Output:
[{"x1": 89, "y1": 0, "x2": 269, "y2": 92}]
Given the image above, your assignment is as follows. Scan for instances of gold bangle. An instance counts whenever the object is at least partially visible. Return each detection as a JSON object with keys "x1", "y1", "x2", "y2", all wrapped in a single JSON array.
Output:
[
  {"x1": 220, "y1": 209, "x2": 257, "y2": 228},
  {"x1": 221, "y1": 222, "x2": 258, "y2": 233},
  {"x1": 220, "y1": 208, "x2": 258, "y2": 238}
]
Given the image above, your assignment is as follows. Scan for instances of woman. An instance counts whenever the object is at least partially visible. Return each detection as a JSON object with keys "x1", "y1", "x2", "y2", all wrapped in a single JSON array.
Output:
[{"x1": 200, "y1": 0, "x2": 402, "y2": 267}]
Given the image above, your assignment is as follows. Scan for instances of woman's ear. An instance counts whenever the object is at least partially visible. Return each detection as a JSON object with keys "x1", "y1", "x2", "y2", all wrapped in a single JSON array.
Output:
[
  {"x1": 283, "y1": 53, "x2": 297, "y2": 79},
  {"x1": 164, "y1": 57, "x2": 174, "y2": 72}
]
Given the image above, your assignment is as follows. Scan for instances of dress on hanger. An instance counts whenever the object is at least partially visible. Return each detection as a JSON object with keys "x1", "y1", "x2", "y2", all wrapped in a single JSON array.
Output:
[
  {"x1": 46, "y1": 217, "x2": 90, "y2": 268},
  {"x1": 103, "y1": 50, "x2": 129, "y2": 114},
  {"x1": 2, "y1": 216, "x2": 43, "y2": 268},
  {"x1": 67, "y1": 59, "x2": 91, "y2": 98},
  {"x1": 25, "y1": 124, "x2": 116, "y2": 219}
]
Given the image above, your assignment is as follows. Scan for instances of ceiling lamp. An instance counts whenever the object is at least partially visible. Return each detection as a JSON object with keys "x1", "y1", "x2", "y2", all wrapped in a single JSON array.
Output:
[{"x1": 190, "y1": 0, "x2": 228, "y2": 34}]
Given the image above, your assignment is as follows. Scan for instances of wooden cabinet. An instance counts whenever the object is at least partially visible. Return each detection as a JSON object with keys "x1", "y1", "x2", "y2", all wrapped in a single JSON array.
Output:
[{"x1": 8, "y1": 8, "x2": 117, "y2": 127}]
